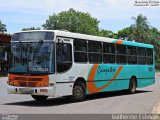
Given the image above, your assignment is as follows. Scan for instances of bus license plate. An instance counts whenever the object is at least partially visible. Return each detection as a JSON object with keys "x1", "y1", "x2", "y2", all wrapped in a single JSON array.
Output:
[{"x1": 19, "y1": 88, "x2": 34, "y2": 94}]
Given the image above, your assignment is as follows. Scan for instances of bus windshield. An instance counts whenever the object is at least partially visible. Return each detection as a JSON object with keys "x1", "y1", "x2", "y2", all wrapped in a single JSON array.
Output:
[{"x1": 9, "y1": 41, "x2": 55, "y2": 74}]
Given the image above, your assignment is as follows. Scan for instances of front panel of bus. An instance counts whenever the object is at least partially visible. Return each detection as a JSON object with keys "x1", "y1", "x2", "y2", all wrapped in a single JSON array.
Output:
[{"x1": 7, "y1": 31, "x2": 56, "y2": 96}]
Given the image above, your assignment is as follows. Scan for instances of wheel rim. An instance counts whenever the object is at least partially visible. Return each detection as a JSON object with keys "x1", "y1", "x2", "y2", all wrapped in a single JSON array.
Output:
[{"x1": 73, "y1": 85, "x2": 84, "y2": 98}]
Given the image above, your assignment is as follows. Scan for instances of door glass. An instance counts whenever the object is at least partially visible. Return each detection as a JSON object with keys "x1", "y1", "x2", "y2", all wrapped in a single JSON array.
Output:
[{"x1": 56, "y1": 42, "x2": 72, "y2": 73}]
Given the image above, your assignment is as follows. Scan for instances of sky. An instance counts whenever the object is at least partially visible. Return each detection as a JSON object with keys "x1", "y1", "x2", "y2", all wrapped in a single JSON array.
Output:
[{"x1": 0, "y1": 0, "x2": 160, "y2": 34}]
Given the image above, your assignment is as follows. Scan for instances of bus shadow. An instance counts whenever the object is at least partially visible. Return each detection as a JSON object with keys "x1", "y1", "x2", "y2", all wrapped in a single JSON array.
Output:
[
  {"x1": 86, "y1": 90, "x2": 151, "y2": 101},
  {"x1": 4, "y1": 90, "x2": 152, "y2": 107}
]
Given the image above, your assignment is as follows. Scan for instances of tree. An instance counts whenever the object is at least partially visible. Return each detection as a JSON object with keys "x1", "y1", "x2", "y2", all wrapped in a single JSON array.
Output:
[
  {"x1": 98, "y1": 29, "x2": 118, "y2": 38},
  {"x1": 130, "y1": 14, "x2": 150, "y2": 42},
  {"x1": 22, "y1": 27, "x2": 41, "y2": 31},
  {"x1": 0, "y1": 20, "x2": 7, "y2": 32},
  {"x1": 130, "y1": 14, "x2": 160, "y2": 68},
  {"x1": 148, "y1": 27, "x2": 160, "y2": 68},
  {"x1": 116, "y1": 14, "x2": 160, "y2": 68},
  {"x1": 117, "y1": 27, "x2": 133, "y2": 39},
  {"x1": 42, "y1": 8, "x2": 99, "y2": 35}
]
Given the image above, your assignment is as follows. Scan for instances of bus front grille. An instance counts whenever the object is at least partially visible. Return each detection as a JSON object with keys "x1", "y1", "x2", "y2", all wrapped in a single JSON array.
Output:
[
  {"x1": 8, "y1": 74, "x2": 49, "y2": 87},
  {"x1": 19, "y1": 82, "x2": 37, "y2": 87}
]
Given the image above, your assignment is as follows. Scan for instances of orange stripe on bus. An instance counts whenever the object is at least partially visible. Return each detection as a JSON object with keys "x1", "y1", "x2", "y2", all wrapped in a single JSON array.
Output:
[
  {"x1": 88, "y1": 64, "x2": 99, "y2": 81},
  {"x1": 115, "y1": 39, "x2": 124, "y2": 44},
  {"x1": 87, "y1": 65, "x2": 123, "y2": 93}
]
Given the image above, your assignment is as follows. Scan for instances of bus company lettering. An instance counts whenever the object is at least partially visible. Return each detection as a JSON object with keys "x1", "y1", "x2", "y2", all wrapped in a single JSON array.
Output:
[{"x1": 97, "y1": 66, "x2": 116, "y2": 75}]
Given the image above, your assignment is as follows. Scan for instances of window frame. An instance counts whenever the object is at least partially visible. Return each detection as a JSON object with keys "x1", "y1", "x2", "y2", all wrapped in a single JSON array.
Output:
[
  {"x1": 146, "y1": 48, "x2": 153, "y2": 65},
  {"x1": 88, "y1": 41, "x2": 102, "y2": 64},
  {"x1": 56, "y1": 42, "x2": 73, "y2": 73},
  {"x1": 137, "y1": 47, "x2": 146, "y2": 65},
  {"x1": 127, "y1": 46, "x2": 137, "y2": 64},
  {"x1": 115, "y1": 44, "x2": 127, "y2": 64},
  {"x1": 103, "y1": 43, "x2": 115, "y2": 64},
  {"x1": 73, "y1": 39, "x2": 88, "y2": 63}
]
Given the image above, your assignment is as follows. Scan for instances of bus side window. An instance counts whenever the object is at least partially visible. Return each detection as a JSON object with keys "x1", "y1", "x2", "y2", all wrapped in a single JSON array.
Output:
[
  {"x1": 146, "y1": 48, "x2": 153, "y2": 65},
  {"x1": 74, "y1": 39, "x2": 87, "y2": 63},
  {"x1": 127, "y1": 46, "x2": 137, "y2": 64},
  {"x1": 137, "y1": 47, "x2": 146, "y2": 65},
  {"x1": 116, "y1": 44, "x2": 127, "y2": 64},
  {"x1": 88, "y1": 41, "x2": 102, "y2": 63},
  {"x1": 56, "y1": 43, "x2": 72, "y2": 73},
  {"x1": 103, "y1": 43, "x2": 115, "y2": 63}
]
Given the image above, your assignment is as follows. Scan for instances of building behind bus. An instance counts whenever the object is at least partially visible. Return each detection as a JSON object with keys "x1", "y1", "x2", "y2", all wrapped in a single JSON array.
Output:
[{"x1": 0, "y1": 32, "x2": 11, "y2": 75}]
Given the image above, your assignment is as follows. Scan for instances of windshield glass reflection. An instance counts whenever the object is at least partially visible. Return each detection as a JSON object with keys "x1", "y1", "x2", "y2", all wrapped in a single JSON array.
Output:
[{"x1": 9, "y1": 42, "x2": 54, "y2": 74}]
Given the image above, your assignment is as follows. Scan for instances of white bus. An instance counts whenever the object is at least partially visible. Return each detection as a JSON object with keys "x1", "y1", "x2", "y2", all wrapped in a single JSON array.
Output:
[{"x1": 8, "y1": 30, "x2": 155, "y2": 102}]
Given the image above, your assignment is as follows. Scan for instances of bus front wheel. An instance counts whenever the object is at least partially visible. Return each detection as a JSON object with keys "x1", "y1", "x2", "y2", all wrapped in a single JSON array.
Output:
[
  {"x1": 70, "y1": 81, "x2": 86, "y2": 102},
  {"x1": 31, "y1": 95, "x2": 48, "y2": 101},
  {"x1": 129, "y1": 78, "x2": 137, "y2": 94}
]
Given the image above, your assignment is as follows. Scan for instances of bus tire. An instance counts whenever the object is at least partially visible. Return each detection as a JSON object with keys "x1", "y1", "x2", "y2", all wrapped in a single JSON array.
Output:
[
  {"x1": 31, "y1": 95, "x2": 48, "y2": 101},
  {"x1": 70, "y1": 81, "x2": 86, "y2": 102},
  {"x1": 129, "y1": 78, "x2": 137, "y2": 94}
]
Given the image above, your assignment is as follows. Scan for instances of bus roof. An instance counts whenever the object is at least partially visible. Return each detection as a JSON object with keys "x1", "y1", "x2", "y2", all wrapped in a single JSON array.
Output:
[{"x1": 14, "y1": 30, "x2": 154, "y2": 49}]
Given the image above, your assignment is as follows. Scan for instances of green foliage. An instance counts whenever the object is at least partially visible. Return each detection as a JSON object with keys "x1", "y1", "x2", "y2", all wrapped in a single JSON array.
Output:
[
  {"x1": 148, "y1": 27, "x2": 160, "y2": 55},
  {"x1": 42, "y1": 8, "x2": 99, "y2": 35},
  {"x1": 0, "y1": 20, "x2": 7, "y2": 32},
  {"x1": 156, "y1": 57, "x2": 160, "y2": 69},
  {"x1": 20, "y1": 11, "x2": 160, "y2": 68},
  {"x1": 98, "y1": 29, "x2": 114, "y2": 38},
  {"x1": 130, "y1": 14, "x2": 150, "y2": 42},
  {"x1": 117, "y1": 27, "x2": 132, "y2": 39},
  {"x1": 42, "y1": 10, "x2": 160, "y2": 67},
  {"x1": 1, "y1": 10, "x2": 160, "y2": 68},
  {"x1": 22, "y1": 27, "x2": 41, "y2": 31},
  {"x1": 131, "y1": 15, "x2": 160, "y2": 68},
  {"x1": 116, "y1": 14, "x2": 160, "y2": 68},
  {"x1": 110, "y1": 33, "x2": 119, "y2": 39}
]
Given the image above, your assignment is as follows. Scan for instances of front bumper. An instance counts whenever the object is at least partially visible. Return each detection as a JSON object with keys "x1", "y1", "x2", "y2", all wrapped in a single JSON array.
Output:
[{"x1": 7, "y1": 85, "x2": 55, "y2": 96}]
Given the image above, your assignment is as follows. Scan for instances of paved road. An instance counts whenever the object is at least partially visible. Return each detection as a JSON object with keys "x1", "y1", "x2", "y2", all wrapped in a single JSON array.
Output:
[{"x1": 0, "y1": 74, "x2": 160, "y2": 114}]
